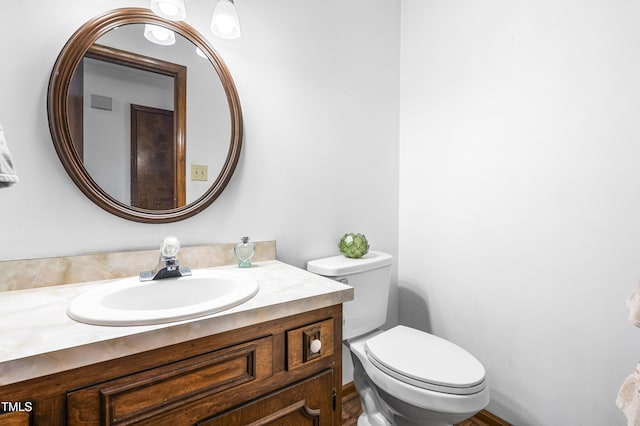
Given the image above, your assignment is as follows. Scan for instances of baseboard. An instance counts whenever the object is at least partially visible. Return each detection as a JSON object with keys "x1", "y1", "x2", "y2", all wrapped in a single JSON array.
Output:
[
  {"x1": 342, "y1": 381, "x2": 359, "y2": 400},
  {"x1": 341, "y1": 382, "x2": 511, "y2": 426}
]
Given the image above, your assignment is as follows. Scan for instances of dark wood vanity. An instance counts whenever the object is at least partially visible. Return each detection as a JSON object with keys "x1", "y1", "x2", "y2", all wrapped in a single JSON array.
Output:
[{"x1": 0, "y1": 305, "x2": 343, "y2": 425}]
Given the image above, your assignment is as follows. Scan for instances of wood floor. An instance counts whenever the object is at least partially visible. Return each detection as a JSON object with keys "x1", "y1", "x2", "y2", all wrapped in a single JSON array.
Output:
[
  {"x1": 341, "y1": 386, "x2": 362, "y2": 426},
  {"x1": 341, "y1": 384, "x2": 510, "y2": 426},
  {"x1": 341, "y1": 386, "x2": 363, "y2": 426}
]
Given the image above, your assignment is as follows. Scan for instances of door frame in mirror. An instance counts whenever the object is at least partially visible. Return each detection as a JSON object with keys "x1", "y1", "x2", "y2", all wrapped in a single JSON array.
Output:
[{"x1": 47, "y1": 8, "x2": 243, "y2": 223}]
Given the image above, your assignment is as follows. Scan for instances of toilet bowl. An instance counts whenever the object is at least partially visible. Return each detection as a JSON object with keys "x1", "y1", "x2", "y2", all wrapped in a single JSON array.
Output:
[
  {"x1": 307, "y1": 251, "x2": 490, "y2": 426},
  {"x1": 349, "y1": 327, "x2": 489, "y2": 426}
]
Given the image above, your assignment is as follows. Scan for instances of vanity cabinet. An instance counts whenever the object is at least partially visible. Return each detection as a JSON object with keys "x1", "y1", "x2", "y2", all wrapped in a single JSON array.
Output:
[{"x1": 0, "y1": 305, "x2": 342, "y2": 426}]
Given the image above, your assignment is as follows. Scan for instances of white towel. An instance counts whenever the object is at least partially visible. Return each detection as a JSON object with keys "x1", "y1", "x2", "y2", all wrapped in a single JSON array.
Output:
[
  {"x1": 617, "y1": 364, "x2": 640, "y2": 426},
  {"x1": 627, "y1": 282, "x2": 640, "y2": 327},
  {"x1": 0, "y1": 124, "x2": 18, "y2": 188}
]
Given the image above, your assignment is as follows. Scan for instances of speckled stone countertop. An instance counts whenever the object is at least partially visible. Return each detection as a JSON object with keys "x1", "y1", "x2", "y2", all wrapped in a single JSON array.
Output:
[{"x1": 0, "y1": 260, "x2": 353, "y2": 386}]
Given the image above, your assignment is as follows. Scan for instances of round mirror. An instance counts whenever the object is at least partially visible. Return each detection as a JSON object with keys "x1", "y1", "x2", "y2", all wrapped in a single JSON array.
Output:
[{"x1": 48, "y1": 8, "x2": 243, "y2": 223}]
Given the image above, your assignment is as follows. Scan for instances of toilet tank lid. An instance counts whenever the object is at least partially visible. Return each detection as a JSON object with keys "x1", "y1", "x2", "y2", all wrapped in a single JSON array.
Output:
[{"x1": 306, "y1": 250, "x2": 392, "y2": 276}]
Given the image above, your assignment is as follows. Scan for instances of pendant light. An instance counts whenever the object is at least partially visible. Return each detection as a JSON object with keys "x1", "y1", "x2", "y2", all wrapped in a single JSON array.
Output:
[
  {"x1": 210, "y1": 0, "x2": 241, "y2": 40},
  {"x1": 196, "y1": 47, "x2": 208, "y2": 58},
  {"x1": 144, "y1": 24, "x2": 177, "y2": 46},
  {"x1": 150, "y1": 0, "x2": 187, "y2": 21}
]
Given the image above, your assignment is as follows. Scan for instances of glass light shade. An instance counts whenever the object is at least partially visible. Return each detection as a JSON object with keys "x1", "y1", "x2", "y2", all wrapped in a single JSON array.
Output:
[
  {"x1": 150, "y1": 0, "x2": 187, "y2": 21},
  {"x1": 210, "y1": 0, "x2": 241, "y2": 40},
  {"x1": 143, "y1": 24, "x2": 176, "y2": 46}
]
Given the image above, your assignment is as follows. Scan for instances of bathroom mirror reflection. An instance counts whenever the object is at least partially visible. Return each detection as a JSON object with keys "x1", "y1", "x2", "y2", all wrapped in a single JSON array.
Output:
[
  {"x1": 74, "y1": 24, "x2": 230, "y2": 209},
  {"x1": 48, "y1": 8, "x2": 242, "y2": 222}
]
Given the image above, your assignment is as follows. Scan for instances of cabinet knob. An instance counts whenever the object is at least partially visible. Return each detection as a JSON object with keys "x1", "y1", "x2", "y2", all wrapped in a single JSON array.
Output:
[{"x1": 310, "y1": 339, "x2": 322, "y2": 354}]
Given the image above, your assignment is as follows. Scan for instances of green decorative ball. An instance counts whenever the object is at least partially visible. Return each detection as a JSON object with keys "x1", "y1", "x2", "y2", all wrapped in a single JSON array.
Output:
[{"x1": 339, "y1": 233, "x2": 369, "y2": 258}]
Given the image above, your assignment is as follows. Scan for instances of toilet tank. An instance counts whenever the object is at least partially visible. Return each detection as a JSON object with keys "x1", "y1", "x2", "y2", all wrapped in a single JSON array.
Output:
[{"x1": 307, "y1": 251, "x2": 393, "y2": 340}]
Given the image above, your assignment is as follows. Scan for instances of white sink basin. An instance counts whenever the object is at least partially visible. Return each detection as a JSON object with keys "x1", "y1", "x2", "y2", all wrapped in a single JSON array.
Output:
[{"x1": 67, "y1": 270, "x2": 259, "y2": 326}]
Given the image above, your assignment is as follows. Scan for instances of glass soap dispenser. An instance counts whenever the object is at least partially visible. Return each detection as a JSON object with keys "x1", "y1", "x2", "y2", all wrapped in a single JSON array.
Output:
[{"x1": 234, "y1": 237, "x2": 255, "y2": 268}]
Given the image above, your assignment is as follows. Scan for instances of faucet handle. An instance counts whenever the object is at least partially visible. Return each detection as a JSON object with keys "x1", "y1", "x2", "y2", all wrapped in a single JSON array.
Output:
[{"x1": 160, "y1": 236, "x2": 180, "y2": 259}]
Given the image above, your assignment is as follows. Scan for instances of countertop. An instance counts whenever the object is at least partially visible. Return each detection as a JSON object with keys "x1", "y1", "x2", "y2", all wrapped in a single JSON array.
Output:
[{"x1": 0, "y1": 260, "x2": 353, "y2": 386}]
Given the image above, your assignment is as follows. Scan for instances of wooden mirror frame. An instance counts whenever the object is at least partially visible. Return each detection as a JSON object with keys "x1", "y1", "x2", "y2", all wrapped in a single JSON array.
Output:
[{"x1": 47, "y1": 8, "x2": 243, "y2": 223}]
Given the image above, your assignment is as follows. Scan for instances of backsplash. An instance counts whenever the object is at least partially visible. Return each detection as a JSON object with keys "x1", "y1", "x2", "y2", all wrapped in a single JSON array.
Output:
[{"x1": 0, "y1": 241, "x2": 276, "y2": 292}]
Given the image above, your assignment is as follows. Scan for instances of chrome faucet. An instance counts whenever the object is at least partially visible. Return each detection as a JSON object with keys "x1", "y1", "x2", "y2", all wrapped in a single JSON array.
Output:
[{"x1": 139, "y1": 236, "x2": 192, "y2": 281}]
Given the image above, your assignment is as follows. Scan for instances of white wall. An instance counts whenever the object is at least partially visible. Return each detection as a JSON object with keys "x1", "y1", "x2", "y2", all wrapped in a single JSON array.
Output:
[
  {"x1": 400, "y1": 0, "x2": 640, "y2": 424},
  {"x1": 0, "y1": 0, "x2": 399, "y2": 274}
]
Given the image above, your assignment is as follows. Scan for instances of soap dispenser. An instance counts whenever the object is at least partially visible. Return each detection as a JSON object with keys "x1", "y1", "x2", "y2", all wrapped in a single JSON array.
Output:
[{"x1": 234, "y1": 237, "x2": 255, "y2": 268}]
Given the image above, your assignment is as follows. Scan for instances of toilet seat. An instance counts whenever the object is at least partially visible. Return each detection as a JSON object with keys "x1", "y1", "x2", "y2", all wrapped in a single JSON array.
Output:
[
  {"x1": 348, "y1": 328, "x2": 490, "y2": 416},
  {"x1": 364, "y1": 326, "x2": 486, "y2": 396}
]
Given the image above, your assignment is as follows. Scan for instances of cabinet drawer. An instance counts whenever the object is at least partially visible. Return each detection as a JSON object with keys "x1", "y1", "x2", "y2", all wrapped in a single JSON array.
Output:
[
  {"x1": 67, "y1": 336, "x2": 272, "y2": 425},
  {"x1": 286, "y1": 318, "x2": 334, "y2": 370}
]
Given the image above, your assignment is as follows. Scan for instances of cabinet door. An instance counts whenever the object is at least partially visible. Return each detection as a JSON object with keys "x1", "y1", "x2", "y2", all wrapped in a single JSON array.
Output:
[{"x1": 199, "y1": 369, "x2": 335, "y2": 426}]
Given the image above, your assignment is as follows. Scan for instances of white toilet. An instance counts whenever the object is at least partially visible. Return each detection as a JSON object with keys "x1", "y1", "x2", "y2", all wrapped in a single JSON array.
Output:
[{"x1": 307, "y1": 251, "x2": 490, "y2": 426}]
